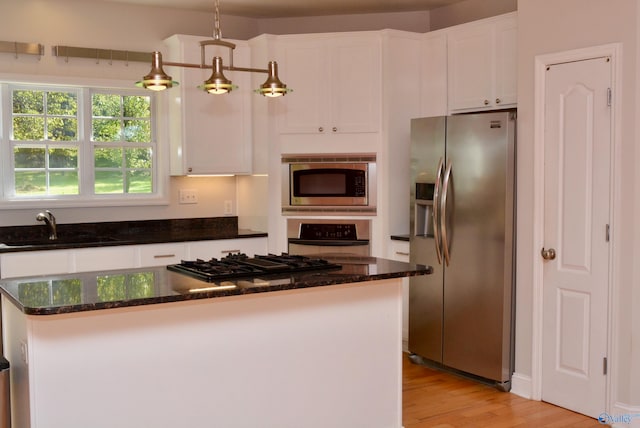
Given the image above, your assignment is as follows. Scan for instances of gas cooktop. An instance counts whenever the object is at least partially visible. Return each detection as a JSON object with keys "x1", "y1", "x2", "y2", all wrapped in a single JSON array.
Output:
[{"x1": 167, "y1": 253, "x2": 341, "y2": 282}]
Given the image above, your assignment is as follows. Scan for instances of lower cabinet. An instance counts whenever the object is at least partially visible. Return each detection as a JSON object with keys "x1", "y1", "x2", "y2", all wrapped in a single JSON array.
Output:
[
  {"x1": 0, "y1": 238, "x2": 267, "y2": 279},
  {"x1": 388, "y1": 238, "x2": 410, "y2": 350}
]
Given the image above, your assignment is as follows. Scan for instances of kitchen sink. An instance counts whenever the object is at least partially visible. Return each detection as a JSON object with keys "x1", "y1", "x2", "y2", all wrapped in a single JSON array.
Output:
[{"x1": 0, "y1": 235, "x2": 127, "y2": 248}]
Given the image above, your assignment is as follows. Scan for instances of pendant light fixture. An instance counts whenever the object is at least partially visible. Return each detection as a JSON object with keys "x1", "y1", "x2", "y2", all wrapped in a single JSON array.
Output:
[{"x1": 136, "y1": 0, "x2": 291, "y2": 97}]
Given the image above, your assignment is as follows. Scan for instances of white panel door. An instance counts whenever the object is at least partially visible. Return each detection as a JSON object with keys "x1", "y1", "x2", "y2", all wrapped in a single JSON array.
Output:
[{"x1": 542, "y1": 56, "x2": 611, "y2": 418}]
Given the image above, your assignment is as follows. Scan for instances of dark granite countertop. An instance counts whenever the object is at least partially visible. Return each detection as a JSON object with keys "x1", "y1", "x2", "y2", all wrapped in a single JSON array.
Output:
[
  {"x1": 0, "y1": 255, "x2": 432, "y2": 316},
  {"x1": 0, "y1": 217, "x2": 266, "y2": 253}
]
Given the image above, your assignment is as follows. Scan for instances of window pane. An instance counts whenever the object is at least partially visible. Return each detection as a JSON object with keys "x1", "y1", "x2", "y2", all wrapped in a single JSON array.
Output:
[
  {"x1": 49, "y1": 147, "x2": 78, "y2": 168},
  {"x1": 95, "y1": 147, "x2": 122, "y2": 168},
  {"x1": 123, "y1": 119, "x2": 150, "y2": 142},
  {"x1": 127, "y1": 272, "x2": 155, "y2": 298},
  {"x1": 92, "y1": 93, "x2": 121, "y2": 117},
  {"x1": 97, "y1": 275, "x2": 126, "y2": 302},
  {"x1": 93, "y1": 118, "x2": 121, "y2": 142},
  {"x1": 14, "y1": 147, "x2": 45, "y2": 168},
  {"x1": 13, "y1": 116, "x2": 45, "y2": 140},
  {"x1": 50, "y1": 171, "x2": 79, "y2": 195},
  {"x1": 125, "y1": 147, "x2": 152, "y2": 169},
  {"x1": 47, "y1": 91, "x2": 77, "y2": 116},
  {"x1": 52, "y1": 279, "x2": 82, "y2": 305},
  {"x1": 123, "y1": 95, "x2": 151, "y2": 118},
  {"x1": 18, "y1": 282, "x2": 50, "y2": 307},
  {"x1": 47, "y1": 117, "x2": 78, "y2": 141},
  {"x1": 127, "y1": 170, "x2": 152, "y2": 194},
  {"x1": 95, "y1": 170, "x2": 123, "y2": 194},
  {"x1": 13, "y1": 90, "x2": 44, "y2": 114},
  {"x1": 14, "y1": 171, "x2": 46, "y2": 195}
]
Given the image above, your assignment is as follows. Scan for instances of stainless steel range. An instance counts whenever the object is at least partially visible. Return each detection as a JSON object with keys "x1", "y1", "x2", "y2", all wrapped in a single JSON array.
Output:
[{"x1": 167, "y1": 253, "x2": 341, "y2": 282}]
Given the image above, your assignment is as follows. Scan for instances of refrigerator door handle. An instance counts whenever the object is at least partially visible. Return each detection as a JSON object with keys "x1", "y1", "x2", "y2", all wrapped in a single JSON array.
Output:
[
  {"x1": 432, "y1": 157, "x2": 444, "y2": 264},
  {"x1": 441, "y1": 160, "x2": 453, "y2": 266}
]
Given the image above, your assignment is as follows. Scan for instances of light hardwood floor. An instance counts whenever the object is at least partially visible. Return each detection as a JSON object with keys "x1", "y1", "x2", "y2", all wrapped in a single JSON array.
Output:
[{"x1": 402, "y1": 353, "x2": 606, "y2": 427}]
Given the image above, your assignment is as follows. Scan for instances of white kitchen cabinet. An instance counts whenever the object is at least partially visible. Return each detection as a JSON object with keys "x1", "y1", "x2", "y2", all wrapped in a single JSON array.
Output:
[
  {"x1": 189, "y1": 237, "x2": 267, "y2": 259},
  {"x1": 0, "y1": 250, "x2": 72, "y2": 278},
  {"x1": 164, "y1": 34, "x2": 252, "y2": 175},
  {"x1": 275, "y1": 32, "x2": 381, "y2": 136},
  {"x1": 138, "y1": 242, "x2": 188, "y2": 267},
  {"x1": 420, "y1": 30, "x2": 448, "y2": 118},
  {"x1": 73, "y1": 246, "x2": 137, "y2": 272},
  {"x1": 388, "y1": 238, "x2": 410, "y2": 351},
  {"x1": 0, "y1": 238, "x2": 267, "y2": 279},
  {"x1": 447, "y1": 12, "x2": 517, "y2": 112}
]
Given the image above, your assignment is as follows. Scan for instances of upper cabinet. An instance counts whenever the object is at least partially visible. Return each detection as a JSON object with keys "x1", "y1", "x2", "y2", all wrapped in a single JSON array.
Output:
[
  {"x1": 420, "y1": 30, "x2": 448, "y2": 118},
  {"x1": 447, "y1": 13, "x2": 517, "y2": 113},
  {"x1": 274, "y1": 33, "x2": 381, "y2": 136},
  {"x1": 164, "y1": 34, "x2": 252, "y2": 175}
]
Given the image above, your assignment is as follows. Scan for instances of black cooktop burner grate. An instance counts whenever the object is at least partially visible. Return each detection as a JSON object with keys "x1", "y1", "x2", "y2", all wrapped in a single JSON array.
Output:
[{"x1": 167, "y1": 253, "x2": 341, "y2": 282}]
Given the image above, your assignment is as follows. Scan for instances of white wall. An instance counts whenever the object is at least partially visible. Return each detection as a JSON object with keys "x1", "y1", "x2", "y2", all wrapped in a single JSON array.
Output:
[{"x1": 516, "y1": 0, "x2": 639, "y2": 409}]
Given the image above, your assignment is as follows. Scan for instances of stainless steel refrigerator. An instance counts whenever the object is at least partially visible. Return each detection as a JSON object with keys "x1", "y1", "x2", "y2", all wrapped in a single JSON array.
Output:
[{"x1": 408, "y1": 111, "x2": 516, "y2": 391}]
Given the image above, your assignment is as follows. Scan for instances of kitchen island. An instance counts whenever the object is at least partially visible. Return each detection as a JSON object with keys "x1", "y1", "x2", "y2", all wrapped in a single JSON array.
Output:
[{"x1": 0, "y1": 255, "x2": 431, "y2": 428}]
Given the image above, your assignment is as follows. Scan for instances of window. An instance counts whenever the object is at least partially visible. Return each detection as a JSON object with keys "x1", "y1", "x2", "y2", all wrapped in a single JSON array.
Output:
[{"x1": 1, "y1": 83, "x2": 162, "y2": 207}]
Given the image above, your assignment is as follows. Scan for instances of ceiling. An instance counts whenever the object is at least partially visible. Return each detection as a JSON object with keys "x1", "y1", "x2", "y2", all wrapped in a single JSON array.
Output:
[{"x1": 95, "y1": 0, "x2": 468, "y2": 18}]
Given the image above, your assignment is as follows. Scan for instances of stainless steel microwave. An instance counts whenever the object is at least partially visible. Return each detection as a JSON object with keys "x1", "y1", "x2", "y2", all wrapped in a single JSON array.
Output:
[{"x1": 281, "y1": 154, "x2": 377, "y2": 215}]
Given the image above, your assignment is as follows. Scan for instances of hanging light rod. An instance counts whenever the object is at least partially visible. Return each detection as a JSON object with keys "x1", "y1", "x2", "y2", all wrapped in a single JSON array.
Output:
[{"x1": 136, "y1": 0, "x2": 291, "y2": 97}]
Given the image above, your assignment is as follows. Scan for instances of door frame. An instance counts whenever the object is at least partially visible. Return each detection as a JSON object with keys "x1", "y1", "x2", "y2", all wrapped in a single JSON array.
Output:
[{"x1": 531, "y1": 43, "x2": 621, "y2": 412}]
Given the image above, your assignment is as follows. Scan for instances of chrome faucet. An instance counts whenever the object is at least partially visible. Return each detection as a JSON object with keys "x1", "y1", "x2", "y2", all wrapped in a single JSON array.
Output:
[{"x1": 36, "y1": 210, "x2": 57, "y2": 240}]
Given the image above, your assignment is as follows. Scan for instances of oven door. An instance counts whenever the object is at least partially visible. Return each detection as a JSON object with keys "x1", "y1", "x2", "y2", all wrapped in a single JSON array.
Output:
[
  {"x1": 286, "y1": 219, "x2": 371, "y2": 256},
  {"x1": 288, "y1": 239, "x2": 370, "y2": 256}
]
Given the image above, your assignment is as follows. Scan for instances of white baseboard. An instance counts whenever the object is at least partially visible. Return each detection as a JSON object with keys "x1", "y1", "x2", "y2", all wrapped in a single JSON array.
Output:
[
  {"x1": 510, "y1": 372, "x2": 533, "y2": 399},
  {"x1": 605, "y1": 402, "x2": 640, "y2": 427}
]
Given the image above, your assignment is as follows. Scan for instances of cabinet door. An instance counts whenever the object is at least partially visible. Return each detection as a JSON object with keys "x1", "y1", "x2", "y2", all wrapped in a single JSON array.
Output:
[
  {"x1": 447, "y1": 23, "x2": 494, "y2": 111},
  {"x1": 420, "y1": 32, "x2": 448, "y2": 118},
  {"x1": 165, "y1": 35, "x2": 252, "y2": 175},
  {"x1": 330, "y1": 35, "x2": 381, "y2": 133},
  {"x1": 494, "y1": 15, "x2": 518, "y2": 107},
  {"x1": 276, "y1": 39, "x2": 325, "y2": 134}
]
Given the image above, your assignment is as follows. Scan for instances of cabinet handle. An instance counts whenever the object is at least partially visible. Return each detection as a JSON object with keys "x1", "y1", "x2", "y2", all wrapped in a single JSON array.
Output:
[
  {"x1": 153, "y1": 254, "x2": 176, "y2": 259},
  {"x1": 221, "y1": 249, "x2": 241, "y2": 254},
  {"x1": 332, "y1": 127, "x2": 337, "y2": 132},
  {"x1": 187, "y1": 167, "x2": 193, "y2": 173},
  {"x1": 395, "y1": 251, "x2": 410, "y2": 256},
  {"x1": 496, "y1": 98, "x2": 501, "y2": 104},
  {"x1": 484, "y1": 99, "x2": 490, "y2": 105},
  {"x1": 318, "y1": 127, "x2": 324, "y2": 132}
]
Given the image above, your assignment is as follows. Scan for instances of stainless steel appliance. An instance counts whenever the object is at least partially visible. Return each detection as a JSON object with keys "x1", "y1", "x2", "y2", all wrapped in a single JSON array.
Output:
[
  {"x1": 287, "y1": 219, "x2": 370, "y2": 256},
  {"x1": 408, "y1": 111, "x2": 516, "y2": 391},
  {"x1": 167, "y1": 253, "x2": 342, "y2": 282},
  {"x1": 281, "y1": 154, "x2": 376, "y2": 215}
]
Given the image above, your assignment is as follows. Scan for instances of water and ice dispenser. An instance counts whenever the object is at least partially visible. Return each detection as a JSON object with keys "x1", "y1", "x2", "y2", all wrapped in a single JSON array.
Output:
[{"x1": 414, "y1": 182, "x2": 435, "y2": 237}]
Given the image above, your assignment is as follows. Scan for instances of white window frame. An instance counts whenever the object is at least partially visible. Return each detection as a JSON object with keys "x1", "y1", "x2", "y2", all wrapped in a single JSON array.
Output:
[{"x1": 0, "y1": 79, "x2": 168, "y2": 209}]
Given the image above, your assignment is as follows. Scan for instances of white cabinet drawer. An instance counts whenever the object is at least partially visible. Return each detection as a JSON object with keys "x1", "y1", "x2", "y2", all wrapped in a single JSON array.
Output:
[
  {"x1": 138, "y1": 243, "x2": 188, "y2": 267},
  {"x1": 0, "y1": 250, "x2": 72, "y2": 279},
  {"x1": 73, "y1": 246, "x2": 137, "y2": 273}
]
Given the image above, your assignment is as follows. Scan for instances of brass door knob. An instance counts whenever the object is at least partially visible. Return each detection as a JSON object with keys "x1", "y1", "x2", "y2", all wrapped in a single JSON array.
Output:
[{"x1": 541, "y1": 247, "x2": 556, "y2": 260}]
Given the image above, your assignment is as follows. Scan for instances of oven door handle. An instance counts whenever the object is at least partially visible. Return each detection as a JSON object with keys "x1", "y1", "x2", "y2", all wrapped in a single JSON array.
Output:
[{"x1": 288, "y1": 239, "x2": 370, "y2": 247}]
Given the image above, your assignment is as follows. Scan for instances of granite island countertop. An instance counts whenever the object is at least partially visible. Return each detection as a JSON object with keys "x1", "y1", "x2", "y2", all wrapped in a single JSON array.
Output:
[{"x1": 0, "y1": 255, "x2": 432, "y2": 315}]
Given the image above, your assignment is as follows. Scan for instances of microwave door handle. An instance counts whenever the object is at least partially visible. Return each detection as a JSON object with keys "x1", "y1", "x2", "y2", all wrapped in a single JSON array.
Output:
[
  {"x1": 432, "y1": 157, "x2": 444, "y2": 265},
  {"x1": 440, "y1": 160, "x2": 453, "y2": 267}
]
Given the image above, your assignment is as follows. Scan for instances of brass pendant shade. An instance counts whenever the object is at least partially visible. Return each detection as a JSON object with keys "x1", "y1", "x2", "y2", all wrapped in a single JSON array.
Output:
[
  {"x1": 256, "y1": 61, "x2": 291, "y2": 98},
  {"x1": 135, "y1": 51, "x2": 178, "y2": 91},
  {"x1": 199, "y1": 56, "x2": 238, "y2": 94}
]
